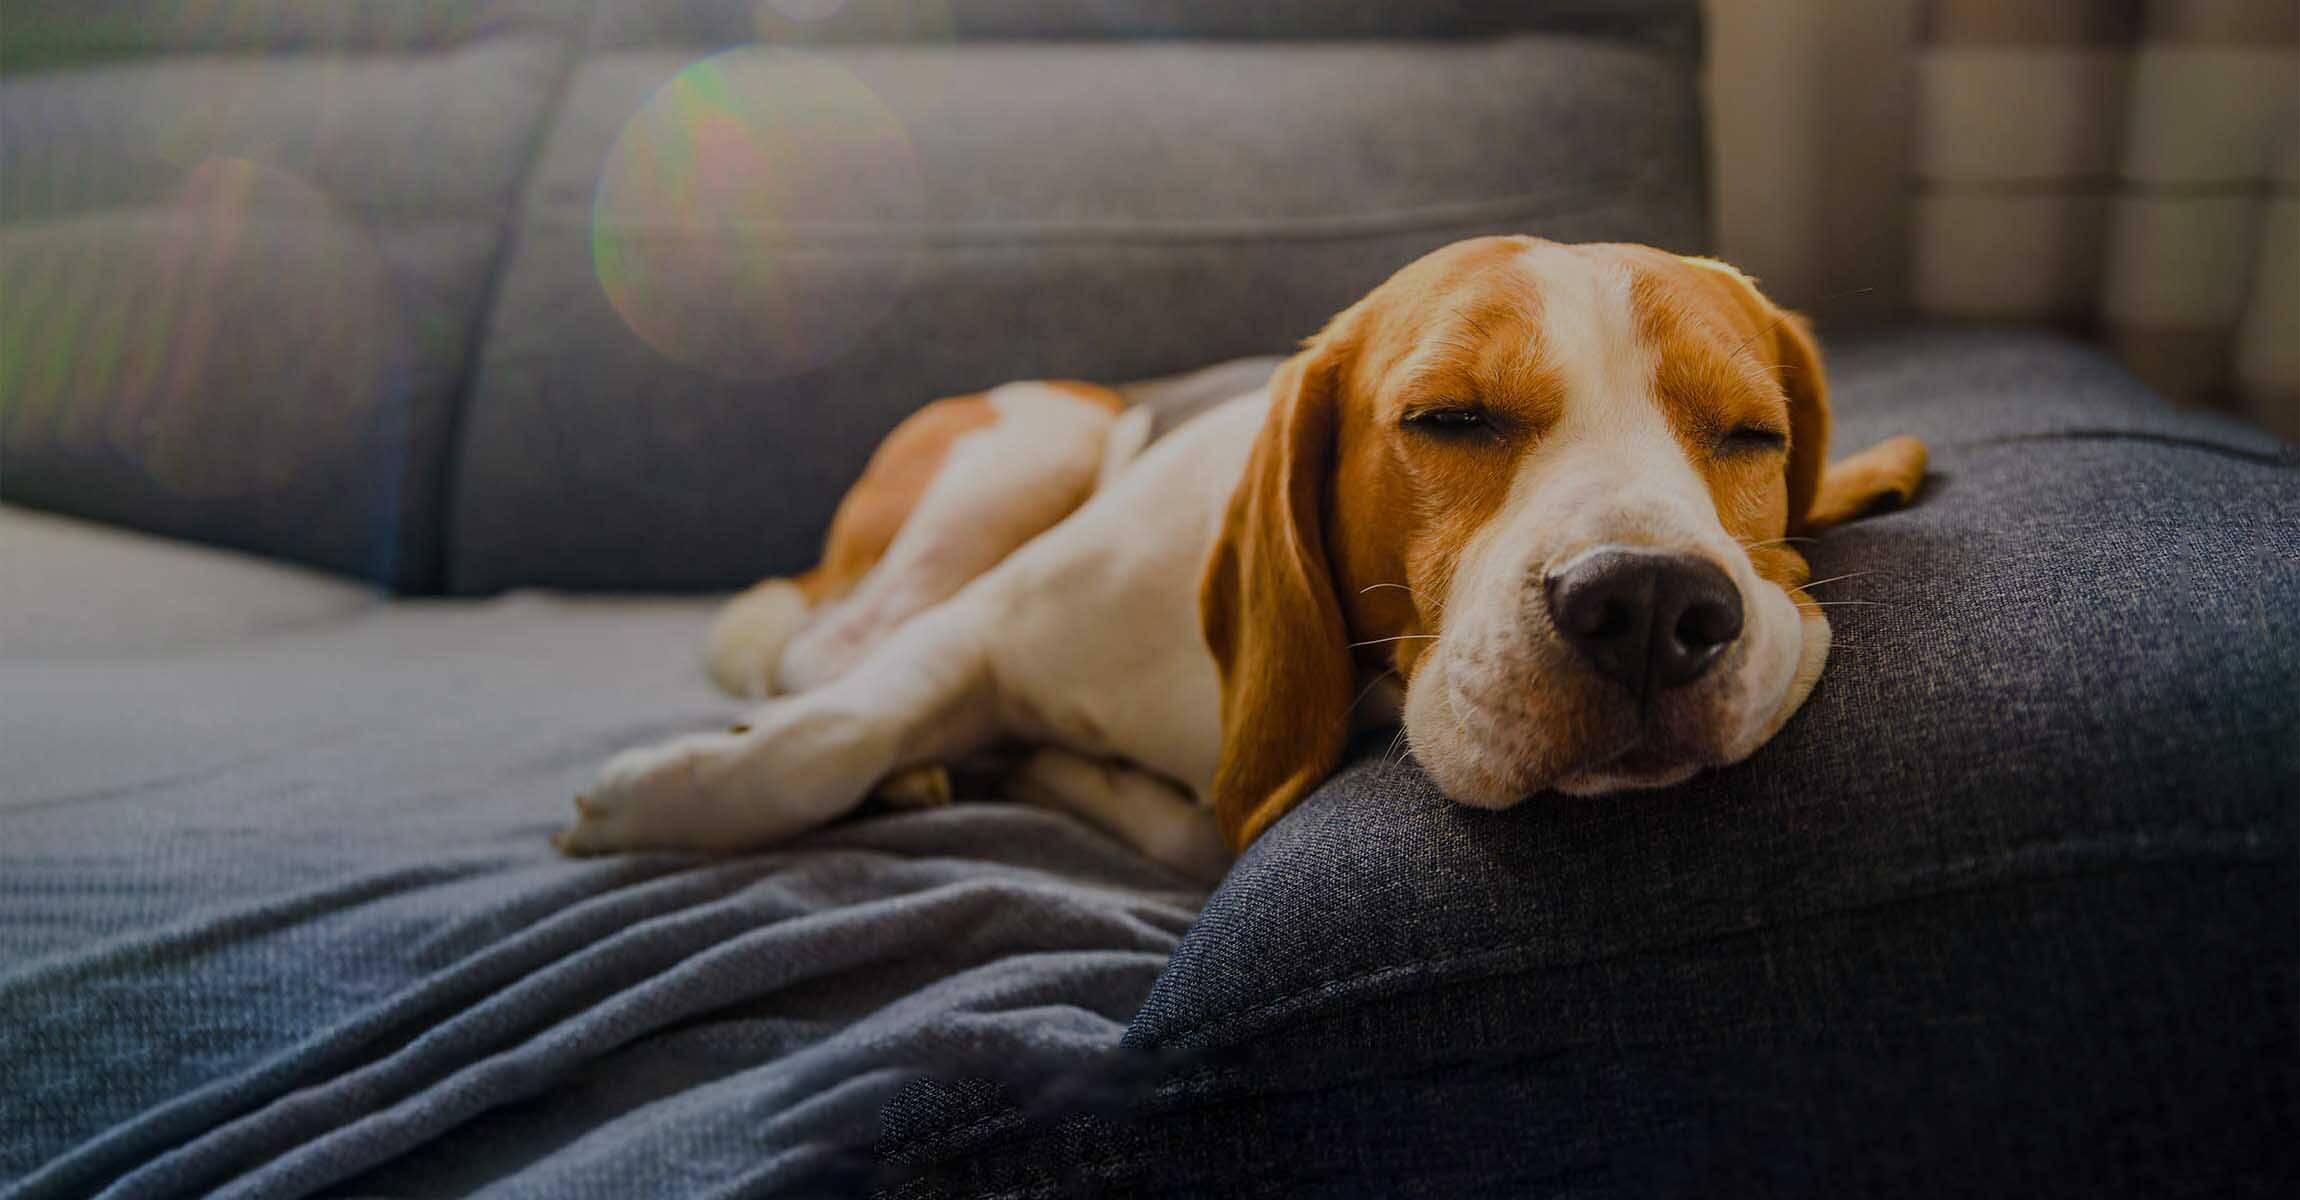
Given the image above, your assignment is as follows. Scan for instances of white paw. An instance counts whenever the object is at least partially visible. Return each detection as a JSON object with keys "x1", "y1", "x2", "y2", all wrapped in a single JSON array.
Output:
[
  {"x1": 554, "y1": 703, "x2": 890, "y2": 856},
  {"x1": 554, "y1": 732, "x2": 747, "y2": 855}
]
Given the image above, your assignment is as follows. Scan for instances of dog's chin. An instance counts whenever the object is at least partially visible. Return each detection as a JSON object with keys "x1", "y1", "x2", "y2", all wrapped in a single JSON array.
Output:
[
  {"x1": 1422, "y1": 714, "x2": 1717, "y2": 808},
  {"x1": 1414, "y1": 717, "x2": 1704, "y2": 809},
  {"x1": 1551, "y1": 754, "x2": 1701, "y2": 797},
  {"x1": 1407, "y1": 606, "x2": 1827, "y2": 810}
]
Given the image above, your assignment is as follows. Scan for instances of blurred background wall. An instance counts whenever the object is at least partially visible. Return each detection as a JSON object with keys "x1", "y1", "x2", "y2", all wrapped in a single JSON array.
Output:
[
  {"x1": 1705, "y1": 0, "x2": 1923, "y2": 323},
  {"x1": 1706, "y1": 0, "x2": 2298, "y2": 437}
]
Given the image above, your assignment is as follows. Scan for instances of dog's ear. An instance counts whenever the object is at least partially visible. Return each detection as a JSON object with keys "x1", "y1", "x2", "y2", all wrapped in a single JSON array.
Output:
[
  {"x1": 1680, "y1": 257, "x2": 1927, "y2": 534},
  {"x1": 1199, "y1": 344, "x2": 1358, "y2": 851},
  {"x1": 1757, "y1": 310, "x2": 1922, "y2": 531},
  {"x1": 1769, "y1": 312, "x2": 1930, "y2": 531},
  {"x1": 1768, "y1": 308, "x2": 1834, "y2": 537}
]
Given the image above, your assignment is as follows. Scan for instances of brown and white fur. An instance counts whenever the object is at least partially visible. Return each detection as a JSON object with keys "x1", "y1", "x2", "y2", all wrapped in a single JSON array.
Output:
[{"x1": 554, "y1": 237, "x2": 1927, "y2": 883}]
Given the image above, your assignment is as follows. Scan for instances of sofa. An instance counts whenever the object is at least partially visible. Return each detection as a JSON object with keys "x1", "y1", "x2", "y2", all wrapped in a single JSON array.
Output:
[{"x1": 3, "y1": 2, "x2": 2293, "y2": 1197}]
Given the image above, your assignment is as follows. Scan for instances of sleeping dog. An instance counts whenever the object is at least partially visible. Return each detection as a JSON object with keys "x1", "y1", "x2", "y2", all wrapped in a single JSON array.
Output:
[{"x1": 554, "y1": 237, "x2": 1927, "y2": 881}]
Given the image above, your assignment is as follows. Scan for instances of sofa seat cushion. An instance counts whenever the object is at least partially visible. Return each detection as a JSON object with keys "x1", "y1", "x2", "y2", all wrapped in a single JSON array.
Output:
[
  {"x1": 0, "y1": 504, "x2": 379, "y2": 657},
  {"x1": 0, "y1": 595, "x2": 1207, "y2": 1197}
]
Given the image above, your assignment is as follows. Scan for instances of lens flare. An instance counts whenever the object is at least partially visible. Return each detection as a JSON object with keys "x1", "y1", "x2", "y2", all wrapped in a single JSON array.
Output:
[{"x1": 591, "y1": 47, "x2": 926, "y2": 379}]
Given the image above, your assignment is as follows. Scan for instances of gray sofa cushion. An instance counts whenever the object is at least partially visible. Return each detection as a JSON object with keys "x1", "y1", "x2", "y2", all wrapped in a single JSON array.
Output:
[
  {"x1": 0, "y1": 504, "x2": 378, "y2": 656},
  {"x1": 0, "y1": 1, "x2": 1705, "y2": 596},
  {"x1": 0, "y1": 591, "x2": 1208, "y2": 1196},
  {"x1": 877, "y1": 327, "x2": 2300, "y2": 1195},
  {"x1": 443, "y1": 24, "x2": 1706, "y2": 593},
  {"x1": 0, "y1": 3, "x2": 580, "y2": 590}
]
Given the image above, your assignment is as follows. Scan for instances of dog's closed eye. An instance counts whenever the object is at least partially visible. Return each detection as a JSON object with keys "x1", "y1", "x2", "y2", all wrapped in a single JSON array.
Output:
[
  {"x1": 1401, "y1": 405, "x2": 1492, "y2": 436},
  {"x1": 1718, "y1": 425, "x2": 1788, "y2": 455}
]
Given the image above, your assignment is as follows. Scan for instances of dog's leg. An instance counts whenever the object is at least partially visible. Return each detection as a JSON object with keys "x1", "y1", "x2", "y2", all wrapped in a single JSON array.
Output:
[
  {"x1": 1005, "y1": 748, "x2": 1231, "y2": 886},
  {"x1": 776, "y1": 382, "x2": 1117, "y2": 692},
  {"x1": 707, "y1": 382, "x2": 1119, "y2": 699},
  {"x1": 559, "y1": 598, "x2": 1001, "y2": 855},
  {"x1": 705, "y1": 576, "x2": 819, "y2": 698},
  {"x1": 564, "y1": 394, "x2": 1266, "y2": 860}
]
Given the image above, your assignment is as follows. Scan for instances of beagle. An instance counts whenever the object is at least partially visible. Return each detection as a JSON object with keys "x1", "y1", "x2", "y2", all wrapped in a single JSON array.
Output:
[{"x1": 554, "y1": 237, "x2": 1927, "y2": 882}]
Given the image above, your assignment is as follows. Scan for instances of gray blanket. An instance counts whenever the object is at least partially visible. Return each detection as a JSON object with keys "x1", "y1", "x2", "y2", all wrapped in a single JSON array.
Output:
[{"x1": 1, "y1": 595, "x2": 1206, "y2": 1197}]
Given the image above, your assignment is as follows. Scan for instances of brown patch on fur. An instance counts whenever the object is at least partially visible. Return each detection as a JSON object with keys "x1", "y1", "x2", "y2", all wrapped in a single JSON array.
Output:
[
  {"x1": 1040, "y1": 379, "x2": 1126, "y2": 415},
  {"x1": 1201, "y1": 237, "x2": 1563, "y2": 849},
  {"x1": 1809, "y1": 435, "x2": 1928, "y2": 528},
  {"x1": 759, "y1": 383, "x2": 1128, "y2": 613},
  {"x1": 794, "y1": 393, "x2": 1001, "y2": 606},
  {"x1": 1623, "y1": 248, "x2": 1928, "y2": 579}
]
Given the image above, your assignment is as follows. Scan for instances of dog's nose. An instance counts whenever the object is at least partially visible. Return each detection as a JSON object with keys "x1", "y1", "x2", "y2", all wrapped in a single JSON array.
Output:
[{"x1": 1544, "y1": 549, "x2": 1744, "y2": 693}]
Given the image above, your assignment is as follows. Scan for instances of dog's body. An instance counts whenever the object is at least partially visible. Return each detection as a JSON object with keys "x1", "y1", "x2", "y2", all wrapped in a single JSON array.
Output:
[{"x1": 555, "y1": 238, "x2": 1926, "y2": 880}]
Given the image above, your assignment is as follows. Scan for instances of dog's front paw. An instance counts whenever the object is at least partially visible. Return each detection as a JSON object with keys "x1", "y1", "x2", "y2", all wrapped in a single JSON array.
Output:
[
  {"x1": 554, "y1": 732, "x2": 748, "y2": 855},
  {"x1": 553, "y1": 702, "x2": 893, "y2": 857}
]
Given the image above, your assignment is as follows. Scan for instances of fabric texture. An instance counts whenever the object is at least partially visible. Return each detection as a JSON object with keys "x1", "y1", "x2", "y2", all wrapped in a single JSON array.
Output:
[
  {"x1": 0, "y1": 4, "x2": 581, "y2": 590},
  {"x1": 0, "y1": 593, "x2": 1208, "y2": 1197},
  {"x1": 9, "y1": 329, "x2": 2289, "y2": 1198},
  {"x1": 878, "y1": 326, "x2": 2300, "y2": 1197},
  {"x1": 1910, "y1": 0, "x2": 2299, "y2": 435},
  {"x1": 444, "y1": 31, "x2": 1706, "y2": 594},
  {"x1": 0, "y1": 504, "x2": 380, "y2": 657},
  {"x1": 9, "y1": 3, "x2": 2297, "y2": 1196},
  {"x1": 0, "y1": 0, "x2": 1706, "y2": 595}
]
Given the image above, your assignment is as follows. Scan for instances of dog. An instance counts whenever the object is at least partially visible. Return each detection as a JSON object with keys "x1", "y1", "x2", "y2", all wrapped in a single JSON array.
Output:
[{"x1": 553, "y1": 237, "x2": 1927, "y2": 882}]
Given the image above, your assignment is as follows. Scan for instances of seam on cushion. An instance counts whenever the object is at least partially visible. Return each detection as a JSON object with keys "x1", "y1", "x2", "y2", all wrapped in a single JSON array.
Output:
[
  {"x1": 3, "y1": 23, "x2": 574, "y2": 77},
  {"x1": 1946, "y1": 429, "x2": 2298, "y2": 466},
  {"x1": 419, "y1": 24, "x2": 588, "y2": 596},
  {"x1": 535, "y1": 189, "x2": 1664, "y2": 248},
  {"x1": 2, "y1": 26, "x2": 568, "y2": 68},
  {"x1": 550, "y1": 157, "x2": 1681, "y2": 246},
  {"x1": 1141, "y1": 826, "x2": 2289, "y2": 1054},
  {"x1": 0, "y1": 204, "x2": 532, "y2": 230}
]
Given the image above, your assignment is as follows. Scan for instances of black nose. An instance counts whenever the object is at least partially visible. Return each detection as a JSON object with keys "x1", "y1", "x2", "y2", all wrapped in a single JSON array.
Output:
[{"x1": 1543, "y1": 549, "x2": 1744, "y2": 694}]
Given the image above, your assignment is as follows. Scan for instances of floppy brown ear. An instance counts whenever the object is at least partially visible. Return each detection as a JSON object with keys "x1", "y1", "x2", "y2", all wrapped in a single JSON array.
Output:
[
  {"x1": 1770, "y1": 310, "x2": 1833, "y2": 537},
  {"x1": 1808, "y1": 435, "x2": 1928, "y2": 530},
  {"x1": 1768, "y1": 307, "x2": 1927, "y2": 533},
  {"x1": 1198, "y1": 348, "x2": 1358, "y2": 851}
]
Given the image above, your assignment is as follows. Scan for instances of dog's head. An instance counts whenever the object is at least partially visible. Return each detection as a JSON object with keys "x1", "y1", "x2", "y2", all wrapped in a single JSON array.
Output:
[{"x1": 1201, "y1": 236, "x2": 1927, "y2": 847}]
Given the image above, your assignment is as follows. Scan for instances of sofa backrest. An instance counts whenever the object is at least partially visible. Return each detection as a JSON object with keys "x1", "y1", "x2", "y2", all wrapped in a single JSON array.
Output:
[
  {"x1": 0, "y1": 0, "x2": 1707, "y2": 594},
  {"x1": 1, "y1": 1, "x2": 583, "y2": 591}
]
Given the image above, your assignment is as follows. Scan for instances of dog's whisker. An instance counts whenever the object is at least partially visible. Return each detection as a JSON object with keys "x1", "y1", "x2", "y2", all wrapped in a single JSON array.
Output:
[
  {"x1": 1739, "y1": 536, "x2": 1816, "y2": 550},
  {"x1": 1361, "y1": 580, "x2": 1443, "y2": 619},
  {"x1": 1796, "y1": 600, "x2": 1894, "y2": 608},
  {"x1": 1799, "y1": 571, "x2": 1871, "y2": 589},
  {"x1": 1348, "y1": 634, "x2": 1441, "y2": 649}
]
